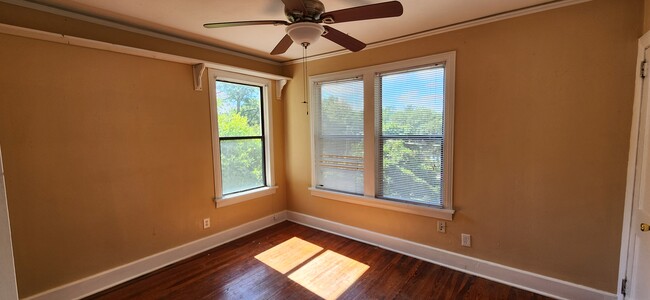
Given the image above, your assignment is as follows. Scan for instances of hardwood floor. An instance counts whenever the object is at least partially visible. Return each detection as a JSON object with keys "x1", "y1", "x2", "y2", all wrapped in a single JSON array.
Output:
[{"x1": 85, "y1": 221, "x2": 554, "y2": 300}]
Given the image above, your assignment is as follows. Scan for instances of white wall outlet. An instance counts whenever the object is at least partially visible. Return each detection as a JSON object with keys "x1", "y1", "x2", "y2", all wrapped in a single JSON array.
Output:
[
  {"x1": 461, "y1": 233, "x2": 471, "y2": 247},
  {"x1": 437, "y1": 221, "x2": 446, "y2": 233},
  {"x1": 203, "y1": 218, "x2": 211, "y2": 229}
]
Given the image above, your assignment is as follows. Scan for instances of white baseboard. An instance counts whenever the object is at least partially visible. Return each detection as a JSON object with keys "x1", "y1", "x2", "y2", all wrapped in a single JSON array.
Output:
[
  {"x1": 286, "y1": 211, "x2": 616, "y2": 300},
  {"x1": 25, "y1": 211, "x2": 288, "y2": 300}
]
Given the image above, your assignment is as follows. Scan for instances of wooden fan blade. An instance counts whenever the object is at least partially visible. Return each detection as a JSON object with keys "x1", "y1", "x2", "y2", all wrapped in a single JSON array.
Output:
[
  {"x1": 271, "y1": 34, "x2": 294, "y2": 55},
  {"x1": 322, "y1": 26, "x2": 366, "y2": 52},
  {"x1": 320, "y1": 1, "x2": 403, "y2": 24},
  {"x1": 204, "y1": 20, "x2": 289, "y2": 28},
  {"x1": 281, "y1": 0, "x2": 307, "y2": 13}
]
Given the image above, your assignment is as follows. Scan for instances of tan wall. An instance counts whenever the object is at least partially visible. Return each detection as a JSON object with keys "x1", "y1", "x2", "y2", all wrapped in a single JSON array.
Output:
[
  {"x1": 282, "y1": 0, "x2": 641, "y2": 292},
  {"x1": 645, "y1": 0, "x2": 650, "y2": 32},
  {"x1": 0, "y1": 6, "x2": 286, "y2": 299}
]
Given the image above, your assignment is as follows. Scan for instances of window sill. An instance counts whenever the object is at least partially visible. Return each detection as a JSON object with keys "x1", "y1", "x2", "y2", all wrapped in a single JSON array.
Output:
[
  {"x1": 309, "y1": 188, "x2": 454, "y2": 220},
  {"x1": 216, "y1": 186, "x2": 278, "y2": 208}
]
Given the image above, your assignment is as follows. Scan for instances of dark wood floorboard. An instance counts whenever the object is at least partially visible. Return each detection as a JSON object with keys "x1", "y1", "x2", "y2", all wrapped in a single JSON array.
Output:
[{"x1": 85, "y1": 221, "x2": 555, "y2": 300}]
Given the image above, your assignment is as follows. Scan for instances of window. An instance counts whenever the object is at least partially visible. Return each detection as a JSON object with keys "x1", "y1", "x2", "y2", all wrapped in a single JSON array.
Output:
[
  {"x1": 209, "y1": 70, "x2": 276, "y2": 207},
  {"x1": 377, "y1": 67, "x2": 445, "y2": 206},
  {"x1": 314, "y1": 78, "x2": 364, "y2": 195},
  {"x1": 310, "y1": 52, "x2": 455, "y2": 220}
]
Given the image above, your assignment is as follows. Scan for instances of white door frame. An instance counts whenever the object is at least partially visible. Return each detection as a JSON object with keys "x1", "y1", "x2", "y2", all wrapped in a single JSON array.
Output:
[
  {"x1": 618, "y1": 31, "x2": 650, "y2": 299},
  {"x1": 0, "y1": 145, "x2": 19, "y2": 299}
]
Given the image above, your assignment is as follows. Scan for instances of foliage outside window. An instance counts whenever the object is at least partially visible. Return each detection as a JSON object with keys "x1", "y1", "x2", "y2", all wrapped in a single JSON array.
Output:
[
  {"x1": 208, "y1": 70, "x2": 274, "y2": 205},
  {"x1": 311, "y1": 52, "x2": 455, "y2": 216},
  {"x1": 216, "y1": 81, "x2": 266, "y2": 194}
]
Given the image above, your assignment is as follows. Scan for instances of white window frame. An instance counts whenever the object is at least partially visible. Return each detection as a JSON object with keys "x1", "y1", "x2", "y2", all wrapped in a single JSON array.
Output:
[
  {"x1": 309, "y1": 52, "x2": 456, "y2": 220},
  {"x1": 208, "y1": 69, "x2": 276, "y2": 208}
]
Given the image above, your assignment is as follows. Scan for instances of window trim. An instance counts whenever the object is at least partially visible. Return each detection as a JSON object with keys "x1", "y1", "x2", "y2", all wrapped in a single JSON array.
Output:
[
  {"x1": 309, "y1": 51, "x2": 455, "y2": 219},
  {"x1": 208, "y1": 69, "x2": 276, "y2": 207},
  {"x1": 309, "y1": 187, "x2": 454, "y2": 220}
]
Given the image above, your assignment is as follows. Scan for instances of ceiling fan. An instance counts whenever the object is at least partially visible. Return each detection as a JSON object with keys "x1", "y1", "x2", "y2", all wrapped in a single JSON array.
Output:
[{"x1": 203, "y1": 0, "x2": 403, "y2": 55}]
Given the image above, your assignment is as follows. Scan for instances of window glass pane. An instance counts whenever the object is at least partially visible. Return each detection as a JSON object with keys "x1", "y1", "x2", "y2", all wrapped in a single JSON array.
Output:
[
  {"x1": 381, "y1": 67, "x2": 444, "y2": 135},
  {"x1": 317, "y1": 137, "x2": 364, "y2": 194},
  {"x1": 379, "y1": 137, "x2": 442, "y2": 205},
  {"x1": 378, "y1": 66, "x2": 445, "y2": 206},
  {"x1": 220, "y1": 138, "x2": 264, "y2": 195},
  {"x1": 215, "y1": 79, "x2": 266, "y2": 195},
  {"x1": 316, "y1": 79, "x2": 364, "y2": 194},
  {"x1": 216, "y1": 81, "x2": 262, "y2": 137}
]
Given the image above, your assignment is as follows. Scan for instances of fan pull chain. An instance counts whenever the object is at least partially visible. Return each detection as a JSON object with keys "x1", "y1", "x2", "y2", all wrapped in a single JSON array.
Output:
[{"x1": 302, "y1": 44, "x2": 309, "y2": 115}]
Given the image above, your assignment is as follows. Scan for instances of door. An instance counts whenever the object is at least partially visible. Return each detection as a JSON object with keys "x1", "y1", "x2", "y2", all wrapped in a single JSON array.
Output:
[
  {"x1": 0, "y1": 146, "x2": 19, "y2": 299},
  {"x1": 625, "y1": 46, "x2": 650, "y2": 299}
]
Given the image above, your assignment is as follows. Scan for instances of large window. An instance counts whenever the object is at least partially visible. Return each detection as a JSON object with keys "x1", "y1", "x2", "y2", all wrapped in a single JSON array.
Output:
[
  {"x1": 311, "y1": 52, "x2": 455, "y2": 219},
  {"x1": 209, "y1": 70, "x2": 275, "y2": 207}
]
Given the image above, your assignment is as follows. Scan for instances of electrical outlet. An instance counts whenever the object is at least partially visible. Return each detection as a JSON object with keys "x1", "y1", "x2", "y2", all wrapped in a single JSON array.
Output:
[
  {"x1": 203, "y1": 218, "x2": 211, "y2": 229},
  {"x1": 437, "y1": 221, "x2": 446, "y2": 233},
  {"x1": 461, "y1": 233, "x2": 471, "y2": 247}
]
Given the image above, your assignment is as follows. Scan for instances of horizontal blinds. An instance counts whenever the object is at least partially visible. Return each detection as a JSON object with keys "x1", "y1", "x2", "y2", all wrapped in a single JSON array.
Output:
[
  {"x1": 377, "y1": 65, "x2": 445, "y2": 206},
  {"x1": 315, "y1": 78, "x2": 364, "y2": 194}
]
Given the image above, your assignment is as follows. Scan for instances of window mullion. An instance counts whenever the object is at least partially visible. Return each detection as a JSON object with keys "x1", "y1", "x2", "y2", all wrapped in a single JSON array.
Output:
[{"x1": 363, "y1": 72, "x2": 376, "y2": 197}]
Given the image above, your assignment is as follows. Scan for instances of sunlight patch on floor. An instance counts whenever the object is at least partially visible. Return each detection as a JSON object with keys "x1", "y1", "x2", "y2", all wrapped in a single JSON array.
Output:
[
  {"x1": 256, "y1": 237, "x2": 369, "y2": 299},
  {"x1": 254, "y1": 237, "x2": 323, "y2": 274},
  {"x1": 288, "y1": 250, "x2": 369, "y2": 299}
]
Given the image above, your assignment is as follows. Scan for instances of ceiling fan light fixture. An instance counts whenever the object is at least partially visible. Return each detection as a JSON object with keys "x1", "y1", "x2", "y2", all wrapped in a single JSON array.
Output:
[{"x1": 286, "y1": 22, "x2": 324, "y2": 47}]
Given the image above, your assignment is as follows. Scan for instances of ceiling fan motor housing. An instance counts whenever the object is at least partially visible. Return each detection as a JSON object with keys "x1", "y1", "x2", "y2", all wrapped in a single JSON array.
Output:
[
  {"x1": 285, "y1": 0, "x2": 325, "y2": 22},
  {"x1": 286, "y1": 22, "x2": 325, "y2": 47}
]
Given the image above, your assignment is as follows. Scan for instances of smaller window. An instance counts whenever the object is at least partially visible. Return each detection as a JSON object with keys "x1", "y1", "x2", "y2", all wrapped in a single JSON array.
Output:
[
  {"x1": 208, "y1": 70, "x2": 275, "y2": 206},
  {"x1": 216, "y1": 80, "x2": 266, "y2": 195}
]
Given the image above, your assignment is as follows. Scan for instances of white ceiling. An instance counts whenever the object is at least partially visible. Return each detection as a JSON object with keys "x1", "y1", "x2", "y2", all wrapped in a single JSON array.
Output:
[{"x1": 26, "y1": 0, "x2": 560, "y2": 63}]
